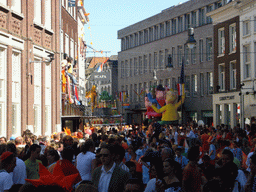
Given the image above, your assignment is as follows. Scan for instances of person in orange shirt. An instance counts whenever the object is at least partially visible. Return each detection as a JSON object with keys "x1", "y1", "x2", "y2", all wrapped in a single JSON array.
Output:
[{"x1": 200, "y1": 129, "x2": 210, "y2": 154}]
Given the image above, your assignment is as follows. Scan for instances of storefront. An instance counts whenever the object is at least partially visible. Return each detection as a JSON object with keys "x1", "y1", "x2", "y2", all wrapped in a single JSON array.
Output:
[
  {"x1": 243, "y1": 94, "x2": 256, "y2": 125},
  {"x1": 213, "y1": 92, "x2": 240, "y2": 128},
  {"x1": 202, "y1": 111, "x2": 213, "y2": 127}
]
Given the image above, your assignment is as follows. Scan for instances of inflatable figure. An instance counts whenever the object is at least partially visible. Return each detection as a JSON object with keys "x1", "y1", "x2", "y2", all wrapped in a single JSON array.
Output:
[
  {"x1": 145, "y1": 96, "x2": 162, "y2": 119},
  {"x1": 86, "y1": 85, "x2": 97, "y2": 112},
  {"x1": 149, "y1": 89, "x2": 185, "y2": 125},
  {"x1": 147, "y1": 84, "x2": 166, "y2": 109}
]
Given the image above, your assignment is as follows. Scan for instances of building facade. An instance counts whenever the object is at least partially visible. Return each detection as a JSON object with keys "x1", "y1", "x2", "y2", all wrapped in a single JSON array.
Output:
[
  {"x1": 0, "y1": 0, "x2": 61, "y2": 138},
  {"x1": 60, "y1": 0, "x2": 88, "y2": 132},
  {"x1": 209, "y1": 0, "x2": 256, "y2": 128},
  {"x1": 118, "y1": 0, "x2": 223, "y2": 125},
  {"x1": 236, "y1": 0, "x2": 256, "y2": 124}
]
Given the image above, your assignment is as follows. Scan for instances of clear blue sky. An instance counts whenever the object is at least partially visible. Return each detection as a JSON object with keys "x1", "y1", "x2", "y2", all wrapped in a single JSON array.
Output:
[{"x1": 83, "y1": 0, "x2": 188, "y2": 57}]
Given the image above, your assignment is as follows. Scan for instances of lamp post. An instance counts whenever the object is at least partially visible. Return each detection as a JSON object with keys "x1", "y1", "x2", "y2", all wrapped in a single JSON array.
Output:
[{"x1": 166, "y1": 28, "x2": 197, "y2": 124}]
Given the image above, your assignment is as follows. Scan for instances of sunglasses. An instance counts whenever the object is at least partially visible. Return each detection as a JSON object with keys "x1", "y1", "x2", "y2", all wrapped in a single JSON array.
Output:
[{"x1": 99, "y1": 154, "x2": 110, "y2": 157}]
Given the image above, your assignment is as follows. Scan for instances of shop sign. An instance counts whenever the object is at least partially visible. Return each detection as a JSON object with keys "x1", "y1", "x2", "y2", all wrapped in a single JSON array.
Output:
[
  {"x1": 68, "y1": 0, "x2": 76, "y2": 7},
  {"x1": 203, "y1": 111, "x2": 213, "y2": 117},
  {"x1": 219, "y1": 95, "x2": 235, "y2": 101}
]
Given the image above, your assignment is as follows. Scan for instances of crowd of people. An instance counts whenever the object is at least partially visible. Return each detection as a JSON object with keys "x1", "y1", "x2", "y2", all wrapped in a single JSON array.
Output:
[{"x1": 0, "y1": 120, "x2": 256, "y2": 192}]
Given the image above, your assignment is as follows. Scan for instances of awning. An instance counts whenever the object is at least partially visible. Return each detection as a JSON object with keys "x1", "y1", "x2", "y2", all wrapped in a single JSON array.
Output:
[{"x1": 244, "y1": 104, "x2": 256, "y2": 118}]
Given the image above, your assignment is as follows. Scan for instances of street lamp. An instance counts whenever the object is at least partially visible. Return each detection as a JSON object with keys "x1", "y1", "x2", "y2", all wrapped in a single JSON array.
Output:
[{"x1": 166, "y1": 28, "x2": 197, "y2": 71}]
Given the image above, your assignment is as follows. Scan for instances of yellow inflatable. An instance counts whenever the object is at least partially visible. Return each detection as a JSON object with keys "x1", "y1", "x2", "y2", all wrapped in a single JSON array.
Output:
[
  {"x1": 150, "y1": 88, "x2": 185, "y2": 125},
  {"x1": 86, "y1": 85, "x2": 97, "y2": 112}
]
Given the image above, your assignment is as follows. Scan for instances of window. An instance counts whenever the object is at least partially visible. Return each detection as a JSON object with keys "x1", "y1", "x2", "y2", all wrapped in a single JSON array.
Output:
[
  {"x1": 165, "y1": 49, "x2": 169, "y2": 69},
  {"x1": 139, "y1": 31, "x2": 143, "y2": 45},
  {"x1": 12, "y1": 51, "x2": 21, "y2": 103},
  {"x1": 144, "y1": 55, "x2": 147, "y2": 73},
  {"x1": 12, "y1": 0, "x2": 21, "y2": 13},
  {"x1": 191, "y1": 45, "x2": 196, "y2": 64},
  {"x1": 12, "y1": 51, "x2": 21, "y2": 136},
  {"x1": 229, "y1": 24, "x2": 236, "y2": 53},
  {"x1": 45, "y1": 63, "x2": 51, "y2": 135},
  {"x1": 154, "y1": 25, "x2": 159, "y2": 40},
  {"x1": 134, "y1": 58, "x2": 138, "y2": 75},
  {"x1": 130, "y1": 35, "x2": 133, "y2": 48},
  {"x1": 134, "y1": 84, "x2": 138, "y2": 102},
  {"x1": 0, "y1": 47, "x2": 7, "y2": 136},
  {"x1": 243, "y1": 45, "x2": 250, "y2": 79},
  {"x1": 126, "y1": 37, "x2": 129, "y2": 49},
  {"x1": 184, "y1": 46, "x2": 189, "y2": 65},
  {"x1": 125, "y1": 60, "x2": 129, "y2": 77},
  {"x1": 243, "y1": 20, "x2": 250, "y2": 36},
  {"x1": 230, "y1": 61, "x2": 236, "y2": 90},
  {"x1": 178, "y1": 17, "x2": 183, "y2": 33},
  {"x1": 218, "y1": 28, "x2": 225, "y2": 55},
  {"x1": 166, "y1": 21, "x2": 170, "y2": 36},
  {"x1": 130, "y1": 84, "x2": 133, "y2": 102},
  {"x1": 70, "y1": 39, "x2": 74, "y2": 59},
  {"x1": 160, "y1": 23, "x2": 164, "y2": 38},
  {"x1": 206, "y1": 38, "x2": 213, "y2": 61},
  {"x1": 130, "y1": 59, "x2": 133, "y2": 77},
  {"x1": 172, "y1": 47, "x2": 175, "y2": 67},
  {"x1": 139, "y1": 83, "x2": 142, "y2": 102},
  {"x1": 199, "y1": 8, "x2": 205, "y2": 26},
  {"x1": 200, "y1": 73, "x2": 204, "y2": 96},
  {"x1": 172, "y1": 19, "x2": 176, "y2": 35},
  {"x1": 185, "y1": 76, "x2": 190, "y2": 97},
  {"x1": 144, "y1": 29, "x2": 148, "y2": 44},
  {"x1": 154, "y1": 52, "x2": 158, "y2": 70},
  {"x1": 1, "y1": 0, "x2": 7, "y2": 6},
  {"x1": 185, "y1": 14, "x2": 190, "y2": 30},
  {"x1": 206, "y1": 5, "x2": 213, "y2": 24},
  {"x1": 218, "y1": 64, "x2": 225, "y2": 91},
  {"x1": 121, "y1": 38, "x2": 125, "y2": 51},
  {"x1": 177, "y1": 46, "x2": 183, "y2": 66},
  {"x1": 159, "y1": 51, "x2": 163, "y2": 69},
  {"x1": 199, "y1": 39, "x2": 203, "y2": 62},
  {"x1": 34, "y1": 0, "x2": 42, "y2": 24},
  {"x1": 135, "y1": 33, "x2": 138, "y2": 46},
  {"x1": 149, "y1": 54, "x2": 152, "y2": 72},
  {"x1": 207, "y1": 72, "x2": 213, "y2": 94},
  {"x1": 139, "y1": 56, "x2": 143, "y2": 74},
  {"x1": 172, "y1": 78, "x2": 176, "y2": 90},
  {"x1": 254, "y1": 16, "x2": 256, "y2": 33},
  {"x1": 121, "y1": 61, "x2": 124, "y2": 78},
  {"x1": 192, "y1": 74, "x2": 198, "y2": 96},
  {"x1": 149, "y1": 28, "x2": 153, "y2": 42},
  {"x1": 45, "y1": 0, "x2": 52, "y2": 29},
  {"x1": 191, "y1": 11, "x2": 197, "y2": 28},
  {"x1": 65, "y1": 34, "x2": 69, "y2": 55}
]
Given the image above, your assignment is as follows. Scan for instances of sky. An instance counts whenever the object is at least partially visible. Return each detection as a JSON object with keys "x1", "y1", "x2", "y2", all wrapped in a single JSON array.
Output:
[{"x1": 83, "y1": 0, "x2": 188, "y2": 57}]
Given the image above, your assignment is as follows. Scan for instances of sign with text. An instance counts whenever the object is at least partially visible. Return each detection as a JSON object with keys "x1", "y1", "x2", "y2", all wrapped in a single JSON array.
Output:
[
  {"x1": 219, "y1": 95, "x2": 235, "y2": 101},
  {"x1": 90, "y1": 72, "x2": 110, "y2": 81},
  {"x1": 68, "y1": 0, "x2": 76, "y2": 7}
]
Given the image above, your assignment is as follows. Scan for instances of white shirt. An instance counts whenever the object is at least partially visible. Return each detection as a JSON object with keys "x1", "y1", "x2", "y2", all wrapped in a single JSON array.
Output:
[
  {"x1": 174, "y1": 132, "x2": 179, "y2": 145},
  {"x1": 10, "y1": 157, "x2": 26, "y2": 184},
  {"x1": 0, "y1": 171, "x2": 13, "y2": 192},
  {"x1": 76, "y1": 151, "x2": 96, "y2": 181},
  {"x1": 187, "y1": 130, "x2": 196, "y2": 139},
  {"x1": 119, "y1": 162, "x2": 129, "y2": 172},
  {"x1": 144, "y1": 178, "x2": 156, "y2": 192},
  {"x1": 246, "y1": 152, "x2": 254, "y2": 172},
  {"x1": 98, "y1": 162, "x2": 116, "y2": 192}
]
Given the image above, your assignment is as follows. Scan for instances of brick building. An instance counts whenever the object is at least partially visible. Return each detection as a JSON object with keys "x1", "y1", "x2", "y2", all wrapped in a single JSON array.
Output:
[{"x1": 0, "y1": 0, "x2": 61, "y2": 138}]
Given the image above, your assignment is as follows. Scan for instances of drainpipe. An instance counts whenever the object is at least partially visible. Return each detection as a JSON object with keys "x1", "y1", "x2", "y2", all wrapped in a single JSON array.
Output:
[{"x1": 59, "y1": 0, "x2": 62, "y2": 133}]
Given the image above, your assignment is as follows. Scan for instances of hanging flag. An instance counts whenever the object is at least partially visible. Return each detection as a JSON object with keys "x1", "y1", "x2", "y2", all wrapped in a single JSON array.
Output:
[
  {"x1": 119, "y1": 91, "x2": 123, "y2": 102},
  {"x1": 177, "y1": 58, "x2": 185, "y2": 96},
  {"x1": 96, "y1": 58, "x2": 109, "y2": 72}
]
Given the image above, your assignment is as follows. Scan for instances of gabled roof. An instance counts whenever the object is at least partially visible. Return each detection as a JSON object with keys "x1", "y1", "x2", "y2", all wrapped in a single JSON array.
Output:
[{"x1": 87, "y1": 57, "x2": 109, "y2": 69}]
